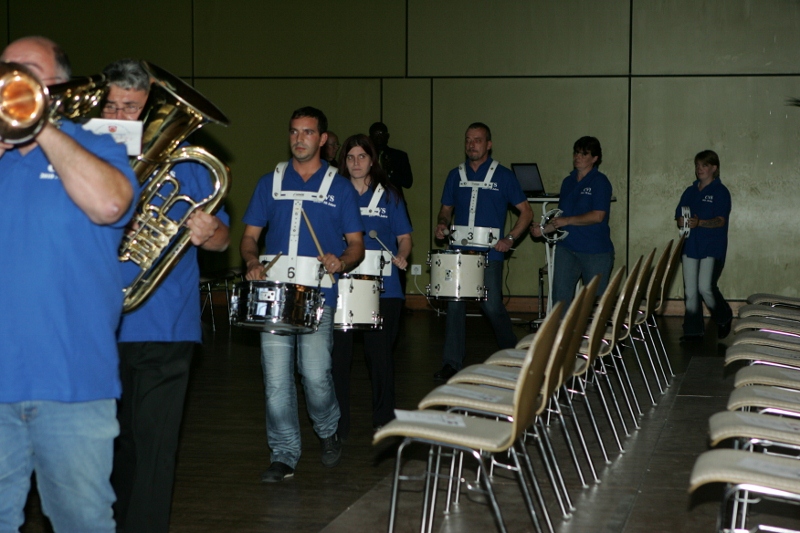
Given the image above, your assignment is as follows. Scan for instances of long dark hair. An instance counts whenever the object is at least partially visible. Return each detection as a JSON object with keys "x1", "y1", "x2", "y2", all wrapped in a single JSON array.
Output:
[{"x1": 337, "y1": 134, "x2": 401, "y2": 204}]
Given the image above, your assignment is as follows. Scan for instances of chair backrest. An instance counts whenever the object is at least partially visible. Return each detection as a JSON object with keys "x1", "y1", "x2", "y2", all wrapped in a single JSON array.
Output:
[
  {"x1": 511, "y1": 301, "x2": 563, "y2": 437},
  {"x1": 537, "y1": 290, "x2": 586, "y2": 415},
  {"x1": 575, "y1": 267, "x2": 624, "y2": 374},
  {"x1": 602, "y1": 256, "x2": 643, "y2": 354},
  {"x1": 556, "y1": 275, "x2": 599, "y2": 388},
  {"x1": 639, "y1": 241, "x2": 673, "y2": 321},
  {"x1": 654, "y1": 235, "x2": 685, "y2": 315},
  {"x1": 620, "y1": 248, "x2": 656, "y2": 339}
]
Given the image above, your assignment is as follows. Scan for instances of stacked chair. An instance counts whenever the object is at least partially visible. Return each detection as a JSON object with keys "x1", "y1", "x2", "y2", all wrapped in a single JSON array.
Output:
[
  {"x1": 373, "y1": 240, "x2": 683, "y2": 533},
  {"x1": 690, "y1": 292, "x2": 800, "y2": 532}
]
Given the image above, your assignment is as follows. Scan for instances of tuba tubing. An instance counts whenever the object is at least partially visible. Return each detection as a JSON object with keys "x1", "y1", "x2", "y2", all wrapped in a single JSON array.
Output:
[
  {"x1": 121, "y1": 146, "x2": 230, "y2": 312},
  {"x1": 119, "y1": 61, "x2": 231, "y2": 313}
]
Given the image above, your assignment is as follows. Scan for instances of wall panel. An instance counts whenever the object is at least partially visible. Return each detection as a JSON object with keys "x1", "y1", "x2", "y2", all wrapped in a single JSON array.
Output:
[
  {"x1": 408, "y1": 0, "x2": 631, "y2": 77},
  {"x1": 8, "y1": 0, "x2": 194, "y2": 76},
  {"x1": 194, "y1": 0, "x2": 406, "y2": 77},
  {"x1": 633, "y1": 0, "x2": 800, "y2": 74}
]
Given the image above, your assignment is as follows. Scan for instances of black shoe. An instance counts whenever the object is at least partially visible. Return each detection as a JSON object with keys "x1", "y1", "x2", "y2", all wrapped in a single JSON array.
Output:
[
  {"x1": 679, "y1": 334, "x2": 704, "y2": 343},
  {"x1": 320, "y1": 433, "x2": 342, "y2": 467},
  {"x1": 718, "y1": 319, "x2": 733, "y2": 340},
  {"x1": 261, "y1": 461, "x2": 294, "y2": 483},
  {"x1": 433, "y1": 364, "x2": 458, "y2": 382}
]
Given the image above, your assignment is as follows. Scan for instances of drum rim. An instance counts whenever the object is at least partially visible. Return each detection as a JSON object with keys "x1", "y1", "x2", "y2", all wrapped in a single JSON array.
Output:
[
  {"x1": 339, "y1": 273, "x2": 382, "y2": 280},
  {"x1": 429, "y1": 248, "x2": 488, "y2": 256}
]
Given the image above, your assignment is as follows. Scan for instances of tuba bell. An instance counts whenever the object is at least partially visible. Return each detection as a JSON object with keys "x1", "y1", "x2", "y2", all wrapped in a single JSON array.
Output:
[{"x1": 118, "y1": 61, "x2": 231, "y2": 313}]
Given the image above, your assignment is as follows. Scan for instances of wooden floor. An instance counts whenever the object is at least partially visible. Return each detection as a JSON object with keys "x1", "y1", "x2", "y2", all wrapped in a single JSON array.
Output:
[{"x1": 21, "y1": 306, "x2": 800, "y2": 532}]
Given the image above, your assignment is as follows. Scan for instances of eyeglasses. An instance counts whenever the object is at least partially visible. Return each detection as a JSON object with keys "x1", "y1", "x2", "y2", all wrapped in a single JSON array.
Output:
[{"x1": 102, "y1": 103, "x2": 144, "y2": 115}]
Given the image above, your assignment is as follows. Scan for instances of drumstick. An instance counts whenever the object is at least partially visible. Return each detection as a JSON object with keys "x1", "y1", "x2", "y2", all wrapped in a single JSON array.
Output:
[
  {"x1": 262, "y1": 251, "x2": 283, "y2": 278},
  {"x1": 301, "y1": 208, "x2": 336, "y2": 284},
  {"x1": 368, "y1": 230, "x2": 406, "y2": 271}
]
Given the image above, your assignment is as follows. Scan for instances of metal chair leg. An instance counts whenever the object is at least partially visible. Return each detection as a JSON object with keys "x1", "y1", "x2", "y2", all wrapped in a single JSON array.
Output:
[
  {"x1": 636, "y1": 324, "x2": 664, "y2": 394},
  {"x1": 532, "y1": 417, "x2": 573, "y2": 516},
  {"x1": 549, "y1": 395, "x2": 591, "y2": 487},
  {"x1": 606, "y1": 348, "x2": 641, "y2": 428},
  {"x1": 561, "y1": 386, "x2": 603, "y2": 481}
]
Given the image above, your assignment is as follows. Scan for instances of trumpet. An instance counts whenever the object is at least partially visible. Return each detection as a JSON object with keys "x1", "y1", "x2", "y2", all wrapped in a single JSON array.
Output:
[{"x1": 0, "y1": 62, "x2": 107, "y2": 144}]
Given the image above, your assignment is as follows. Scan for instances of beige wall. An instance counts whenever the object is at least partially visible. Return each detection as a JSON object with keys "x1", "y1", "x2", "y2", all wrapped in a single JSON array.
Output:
[{"x1": 4, "y1": 0, "x2": 799, "y2": 298}]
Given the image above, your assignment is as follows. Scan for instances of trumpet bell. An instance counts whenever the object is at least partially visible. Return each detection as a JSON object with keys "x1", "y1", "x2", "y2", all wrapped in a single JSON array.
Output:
[{"x1": 0, "y1": 62, "x2": 48, "y2": 144}]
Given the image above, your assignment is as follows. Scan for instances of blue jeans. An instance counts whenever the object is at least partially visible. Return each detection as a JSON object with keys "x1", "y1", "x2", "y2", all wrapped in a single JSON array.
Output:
[
  {"x1": 259, "y1": 306, "x2": 339, "y2": 469},
  {"x1": 443, "y1": 259, "x2": 517, "y2": 370},
  {"x1": 0, "y1": 399, "x2": 118, "y2": 533},
  {"x1": 551, "y1": 246, "x2": 614, "y2": 313},
  {"x1": 681, "y1": 255, "x2": 733, "y2": 336}
]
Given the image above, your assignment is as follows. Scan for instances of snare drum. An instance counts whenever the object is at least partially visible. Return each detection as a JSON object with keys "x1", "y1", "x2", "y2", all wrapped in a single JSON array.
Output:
[
  {"x1": 334, "y1": 274, "x2": 383, "y2": 331},
  {"x1": 426, "y1": 249, "x2": 488, "y2": 301},
  {"x1": 230, "y1": 280, "x2": 324, "y2": 335}
]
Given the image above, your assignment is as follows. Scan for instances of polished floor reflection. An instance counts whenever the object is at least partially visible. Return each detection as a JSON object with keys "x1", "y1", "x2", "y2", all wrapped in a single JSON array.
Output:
[{"x1": 24, "y1": 307, "x2": 785, "y2": 532}]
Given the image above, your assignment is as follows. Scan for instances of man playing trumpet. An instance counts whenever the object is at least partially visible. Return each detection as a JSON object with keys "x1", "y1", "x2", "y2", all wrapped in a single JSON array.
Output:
[{"x1": 0, "y1": 37, "x2": 138, "y2": 532}]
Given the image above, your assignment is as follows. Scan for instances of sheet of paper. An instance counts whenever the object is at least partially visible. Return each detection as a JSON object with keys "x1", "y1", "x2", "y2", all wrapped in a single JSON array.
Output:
[
  {"x1": 394, "y1": 409, "x2": 466, "y2": 427},
  {"x1": 82, "y1": 118, "x2": 142, "y2": 156}
]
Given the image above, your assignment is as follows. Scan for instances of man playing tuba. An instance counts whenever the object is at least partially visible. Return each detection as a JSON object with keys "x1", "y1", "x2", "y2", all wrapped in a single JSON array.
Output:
[{"x1": 105, "y1": 59, "x2": 230, "y2": 533}]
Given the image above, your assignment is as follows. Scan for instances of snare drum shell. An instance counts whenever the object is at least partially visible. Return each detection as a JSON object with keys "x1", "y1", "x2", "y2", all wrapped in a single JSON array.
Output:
[
  {"x1": 426, "y1": 249, "x2": 487, "y2": 301},
  {"x1": 230, "y1": 280, "x2": 324, "y2": 335}
]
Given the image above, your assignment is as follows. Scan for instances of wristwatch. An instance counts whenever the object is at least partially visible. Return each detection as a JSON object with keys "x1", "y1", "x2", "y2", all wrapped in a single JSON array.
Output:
[{"x1": 506, "y1": 234, "x2": 515, "y2": 242}]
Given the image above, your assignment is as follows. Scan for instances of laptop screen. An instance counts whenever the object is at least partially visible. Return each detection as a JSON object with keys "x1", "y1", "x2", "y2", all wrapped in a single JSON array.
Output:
[{"x1": 512, "y1": 163, "x2": 545, "y2": 196}]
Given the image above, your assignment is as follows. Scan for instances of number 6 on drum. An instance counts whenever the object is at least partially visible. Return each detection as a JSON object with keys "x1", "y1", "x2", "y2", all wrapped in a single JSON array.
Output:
[{"x1": 301, "y1": 208, "x2": 337, "y2": 284}]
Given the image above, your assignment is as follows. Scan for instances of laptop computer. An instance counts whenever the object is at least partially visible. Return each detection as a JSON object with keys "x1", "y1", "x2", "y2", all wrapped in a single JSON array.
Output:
[{"x1": 511, "y1": 163, "x2": 558, "y2": 198}]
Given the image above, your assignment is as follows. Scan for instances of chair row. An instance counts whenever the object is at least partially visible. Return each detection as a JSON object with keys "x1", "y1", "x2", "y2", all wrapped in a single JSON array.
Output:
[
  {"x1": 690, "y1": 292, "x2": 800, "y2": 533},
  {"x1": 373, "y1": 239, "x2": 684, "y2": 533}
]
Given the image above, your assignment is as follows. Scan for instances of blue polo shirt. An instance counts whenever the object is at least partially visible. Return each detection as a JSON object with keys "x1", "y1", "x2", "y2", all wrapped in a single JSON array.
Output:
[
  {"x1": 558, "y1": 167, "x2": 614, "y2": 254},
  {"x1": 242, "y1": 160, "x2": 364, "y2": 306},
  {"x1": 0, "y1": 121, "x2": 139, "y2": 403},
  {"x1": 441, "y1": 158, "x2": 527, "y2": 261},
  {"x1": 118, "y1": 157, "x2": 230, "y2": 343},
  {"x1": 358, "y1": 187, "x2": 413, "y2": 300},
  {"x1": 674, "y1": 178, "x2": 731, "y2": 260}
]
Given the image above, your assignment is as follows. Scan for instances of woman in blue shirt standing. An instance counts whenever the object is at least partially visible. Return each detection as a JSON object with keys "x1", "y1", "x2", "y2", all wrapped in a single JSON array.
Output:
[
  {"x1": 331, "y1": 134, "x2": 413, "y2": 440},
  {"x1": 675, "y1": 150, "x2": 733, "y2": 341},
  {"x1": 533, "y1": 136, "x2": 614, "y2": 311}
]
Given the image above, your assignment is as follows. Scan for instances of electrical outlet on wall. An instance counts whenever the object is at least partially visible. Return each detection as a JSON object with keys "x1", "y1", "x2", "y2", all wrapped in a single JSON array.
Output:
[{"x1": 411, "y1": 264, "x2": 422, "y2": 276}]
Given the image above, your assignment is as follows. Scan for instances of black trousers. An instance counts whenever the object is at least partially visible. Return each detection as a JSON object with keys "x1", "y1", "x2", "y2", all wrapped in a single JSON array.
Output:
[
  {"x1": 112, "y1": 341, "x2": 194, "y2": 533},
  {"x1": 331, "y1": 298, "x2": 403, "y2": 440}
]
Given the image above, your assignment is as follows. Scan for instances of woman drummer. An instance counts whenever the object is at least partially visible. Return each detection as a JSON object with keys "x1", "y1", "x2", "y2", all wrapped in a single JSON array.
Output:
[{"x1": 331, "y1": 134, "x2": 413, "y2": 440}]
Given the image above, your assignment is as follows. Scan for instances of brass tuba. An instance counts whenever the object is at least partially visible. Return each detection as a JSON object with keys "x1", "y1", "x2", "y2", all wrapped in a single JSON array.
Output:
[{"x1": 119, "y1": 61, "x2": 231, "y2": 312}]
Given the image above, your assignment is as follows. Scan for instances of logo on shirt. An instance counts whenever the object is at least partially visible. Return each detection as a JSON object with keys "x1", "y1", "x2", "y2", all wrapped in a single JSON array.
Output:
[
  {"x1": 323, "y1": 194, "x2": 337, "y2": 208},
  {"x1": 39, "y1": 164, "x2": 58, "y2": 180},
  {"x1": 702, "y1": 195, "x2": 714, "y2": 203},
  {"x1": 581, "y1": 187, "x2": 592, "y2": 195}
]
